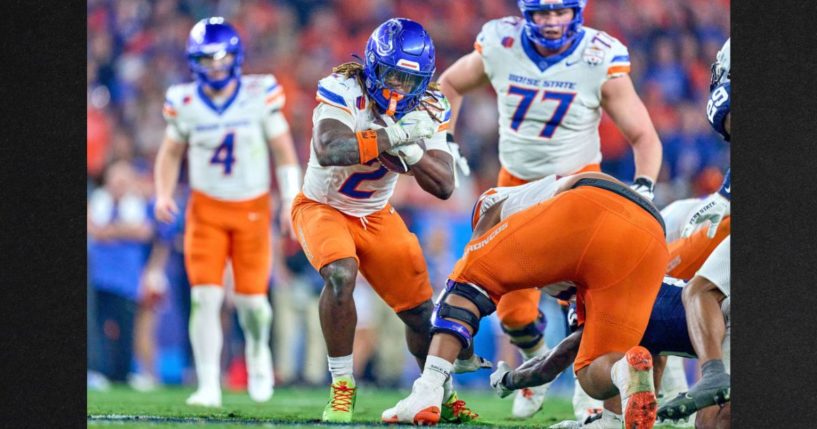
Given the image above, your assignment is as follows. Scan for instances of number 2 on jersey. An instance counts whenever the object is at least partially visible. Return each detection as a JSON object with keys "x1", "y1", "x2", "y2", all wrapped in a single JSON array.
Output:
[
  {"x1": 210, "y1": 132, "x2": 236, "y2": 175},
  {"x1": 508, "y1": 85, "x2": 576, "y2": 139}
]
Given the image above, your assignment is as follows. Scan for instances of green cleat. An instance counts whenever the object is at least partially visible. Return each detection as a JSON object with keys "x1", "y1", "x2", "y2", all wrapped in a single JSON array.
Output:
[
  {"x1": 441, "y1": 390, "x2": 479, "y2": 423},
  {"x1": 322, "y1": 376, "x2": 357, "y2": 423}
]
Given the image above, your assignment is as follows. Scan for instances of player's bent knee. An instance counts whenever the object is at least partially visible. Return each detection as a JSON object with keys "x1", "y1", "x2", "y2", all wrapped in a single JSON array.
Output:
[
  {"x1": 319, "y1": 258, "x2": 358, "y2": 301},
  {"x1": 397, "y1": 300, "x2": 434, "y2": 334},
  {"x1": 502, "y1": 310, "x2": 546, "y2": 349},
  {"x1": 430, "y1": 280, "x2": 497, "y2": 349}
]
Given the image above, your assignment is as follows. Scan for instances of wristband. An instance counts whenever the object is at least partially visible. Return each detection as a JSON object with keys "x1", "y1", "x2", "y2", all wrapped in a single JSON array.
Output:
[{"x1": 356, "y1": 130, "x2": 379, "y2": 164}]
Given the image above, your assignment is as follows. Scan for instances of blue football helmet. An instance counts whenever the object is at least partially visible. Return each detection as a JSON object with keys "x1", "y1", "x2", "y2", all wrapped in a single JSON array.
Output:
[
  {"x1": 518, "y1": 0, "x2": 586, "y2": 51},
  {"x1": 709, "y1": 38, "x2": 730, "y2": 91},
  {"x1": 362, "y1": 18, "x2": 436, "y2": 116},
  {"x1": 186, "y1": 17, "x2": 244, "y2": 90}
]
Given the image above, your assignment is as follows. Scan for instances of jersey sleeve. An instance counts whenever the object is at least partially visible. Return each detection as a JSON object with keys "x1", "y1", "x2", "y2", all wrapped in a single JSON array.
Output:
[
  {"x1": 474, "y1": 17, "x2": 518, "y2": 79},
  {"x1": 314, "y1": 75, "x2": 358, "y2": 131},
  {"x1": 162, "y1": 86, "x2": 189, "y2": 143},
  {"x1": 260, "y1": 74, "x2": 291, "y2": 139},
  {"x1": 599, "y1": 33, "x2": 631, "y2": 80},
  {"x1": 421, "y1": 91, "x2": 452, "y2": 153}
]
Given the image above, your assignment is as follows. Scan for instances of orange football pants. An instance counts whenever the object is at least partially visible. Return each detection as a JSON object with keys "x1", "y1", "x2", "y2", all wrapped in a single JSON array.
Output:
[
  {"x1": 450, "y1": 185, "x2": 668, "y2": 372},
  {"x1": 494, "y1": 164, "x2": 601, "y2": 328},
  {"x1": 184, "y1": 190, "x2": 272, "y2": 295},
  {"x1": 290, "y1": 193, "x2": 432, "y2": 312},
  {"x1": 666, "y1": 216, "x2": 731, "y2": 280}
]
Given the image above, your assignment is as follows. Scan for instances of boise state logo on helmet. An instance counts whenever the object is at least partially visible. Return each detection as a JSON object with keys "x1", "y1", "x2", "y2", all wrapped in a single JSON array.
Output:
[
  {"x1": 187, "y1": 17, "x2": 244, "y2": 90},
  {"x1": 363, "y1": 18, "x2": 436, "y2": 117},
  {"x1": 518, "y1": 0, "x2": 586, "y2": 51}
]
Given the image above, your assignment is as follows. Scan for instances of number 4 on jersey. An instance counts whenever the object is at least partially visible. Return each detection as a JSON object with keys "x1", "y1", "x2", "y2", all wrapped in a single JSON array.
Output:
[
  {"x1": 508, "y1": 85, "x2": 576, "y2": 139},
  {"x1": 210, "y1": 132, "x2": 236, "y2": 175}
]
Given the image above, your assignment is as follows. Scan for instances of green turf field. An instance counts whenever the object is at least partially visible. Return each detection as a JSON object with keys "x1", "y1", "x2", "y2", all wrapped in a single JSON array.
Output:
[{"x1": 88, "y1": 386, "x2": 689, "y2": 428}]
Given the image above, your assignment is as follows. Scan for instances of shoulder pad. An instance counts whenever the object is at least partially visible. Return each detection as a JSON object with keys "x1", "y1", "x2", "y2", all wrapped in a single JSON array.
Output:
[{"x1": 316, "y1": 74, "x2": 363, "y2": 111}]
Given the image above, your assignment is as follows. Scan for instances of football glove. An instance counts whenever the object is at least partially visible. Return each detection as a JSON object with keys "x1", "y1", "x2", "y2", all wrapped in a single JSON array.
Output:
[
  {"x1": 446, "y1": 133, "x2": 471, "y2": 188},
  {"x1": 383, "y1": 110, "x2": 436, "y2": 147},
  {"x1": 489, "y1": 361, "x2": 514, "y2": 398},
  {"x1": 452, "y1": 353, "x2": 493, "y2": 374},
  {"x1": 682, "y1": 169, "x2": 731, "y2": 238},
  {"x1": 630, "y1": 176, "x2": 655, "y2": 201},
  {"x1": 384, "y1": 142, "x2": 424, "y2": 166}
]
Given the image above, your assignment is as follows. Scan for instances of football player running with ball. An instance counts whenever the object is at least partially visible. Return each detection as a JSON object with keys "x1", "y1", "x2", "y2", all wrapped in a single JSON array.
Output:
[
  {"x1": 154, "y1": 18, "x2": 302, "y2": 407},
  {"x1": 290, "y1": 18, "x2": 476, "y2": 424},
  {"x1": 437, "y1": 0, "x2": 663, "y2": 418}
]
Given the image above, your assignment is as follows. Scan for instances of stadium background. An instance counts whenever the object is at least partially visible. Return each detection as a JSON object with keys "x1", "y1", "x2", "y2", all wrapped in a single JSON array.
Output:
[{"x1": 86, "y1": 0, "x2": 730, "y2": 399}]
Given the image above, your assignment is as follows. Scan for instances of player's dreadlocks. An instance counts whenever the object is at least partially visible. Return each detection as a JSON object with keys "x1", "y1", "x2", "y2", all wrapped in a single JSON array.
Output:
[{"x1": 331, "y1": 61, "x2": 442, "y2": 122}]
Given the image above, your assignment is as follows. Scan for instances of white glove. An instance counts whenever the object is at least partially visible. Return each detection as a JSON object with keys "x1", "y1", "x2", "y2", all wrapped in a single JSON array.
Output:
[
  {"x1": 548, "y1": 421, "x2": 582, "y2": 429},
  {"x1": 681, "y1": 192, "x2": 731, "y2": 238},
  {"x1": 385, "y1": 142, "x2": 424, "y2": 166},
  {"x1": 630, "y1": 176, "x2": 655, "y2": 201},
  {"x1": 383, "y1": 110, "x2": 436, "y2": 147},
  {"x1": 489, "y1": 361, "x2": 514, "y2": 398},
  {"x1": 452, "y1": 353, "x2": 492, "y2": 374},
  {"x1": 447, "y1": 140, "x2": 471, "y2": 188}
]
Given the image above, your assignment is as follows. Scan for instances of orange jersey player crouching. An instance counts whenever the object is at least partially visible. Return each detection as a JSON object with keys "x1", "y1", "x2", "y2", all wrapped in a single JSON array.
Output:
[
  {"x1": 382, "y1": 171, "x2": 669, "y2": 428},
  {"x1": 290, "y1": 18, "x2": 476, "y2": 424},
  {"x1": 153, "y1": 18, "x2": 302, "y2": 407}
]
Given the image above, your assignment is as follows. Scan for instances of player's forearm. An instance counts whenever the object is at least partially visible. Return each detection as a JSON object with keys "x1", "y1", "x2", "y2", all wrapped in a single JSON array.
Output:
[
  {"x1": 154, "y1": 142, "x2": 185, "y2": 199},
  {"x1": 314, "y1": 127, "x2": 392, "y2": 167},
  {"x1": 630, "y1": 131, "x2": 662, "y2": 182},
  {"x1": 410, "y1": 151, "x2": 455, "y2": 200},
  {"x1": 506, "y1": 328, "x2": 583, "y2": 390}
]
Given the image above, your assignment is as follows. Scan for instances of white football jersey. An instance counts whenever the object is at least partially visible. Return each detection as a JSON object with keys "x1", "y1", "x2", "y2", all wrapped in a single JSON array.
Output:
[
  {"x1": 475, "y1": 17, "x2": 631, "y2": 180},
  {"x1": 163, "y1": 74, "x2": 289, "y2": 201},
  {"x1": 301, "y1": 73, "x2": 451, "y2": 217}
]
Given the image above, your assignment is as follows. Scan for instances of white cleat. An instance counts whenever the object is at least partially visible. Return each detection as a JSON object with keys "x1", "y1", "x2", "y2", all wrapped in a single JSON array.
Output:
[
  {"x1": 512, "y1": 381, "x2": 551, "y2": 419},
  {"x1": 381, "y1": 378, "x2": 444, "y2": 425},
  {"x1": 248, "y1": 372, "x2": 274, "y2": 403},
  {"x1": 246, "y1": 347, "x2": 274, "y2": 403},
  {"x1": 185, "y1": 387, "x2": 222, "y2": 407},
  {"x1": 582, "y1": 410, "x2": 625, "y2": 429}
]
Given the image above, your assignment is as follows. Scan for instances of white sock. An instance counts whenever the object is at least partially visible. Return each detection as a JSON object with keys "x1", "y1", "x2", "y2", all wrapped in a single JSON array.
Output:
[
  {"x1": 327, "y1": 354, "x2": 354, "y2": 382},
  {"x1": 610, "y1": 357, "x2": 629, "y2": 396},
  {"x1": 234, "y1": 293, "x2": 273, "y2": 380},
  {"x1": 420, "y1": 356, "x2": 452, "y2": 388},
  {"x1": 190, "y1": 286, "x2": 225, "y2": 391},
  {"x1": 442, "y1": 375, "x2": 454, "y2": 402},
  {"x1": 521, "y1": 340, "x2": 550, "y2": 361}
]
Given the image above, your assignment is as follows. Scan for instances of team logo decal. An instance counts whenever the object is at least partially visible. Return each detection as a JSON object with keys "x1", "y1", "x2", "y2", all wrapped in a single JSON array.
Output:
[
  {"x1": 582, "y1": 46, "x2": 605, "y2": 66},
  {"x1": 375, "y1": 20, "x2": 402, "y2": 56}
]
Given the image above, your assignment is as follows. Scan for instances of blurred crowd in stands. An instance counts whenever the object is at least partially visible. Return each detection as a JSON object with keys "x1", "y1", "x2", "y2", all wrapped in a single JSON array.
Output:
[{"x1": 87, "y1": 0, "x2": 729, "y2": 393}]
